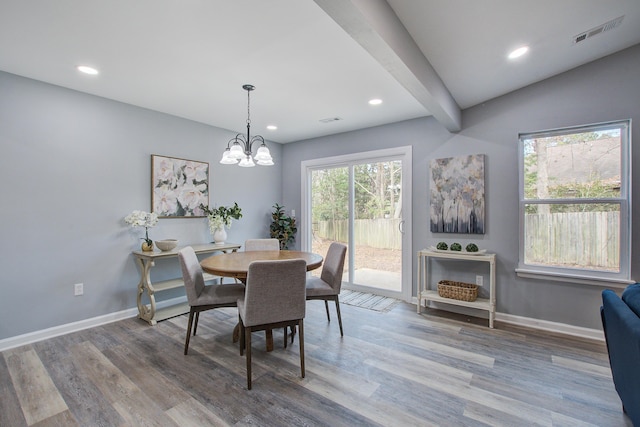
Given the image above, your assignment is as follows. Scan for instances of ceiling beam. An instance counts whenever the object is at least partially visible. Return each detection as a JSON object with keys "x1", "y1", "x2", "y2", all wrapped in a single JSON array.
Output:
[{"x1": 314, "y1": 0, "x2": 461, "y2": 132}]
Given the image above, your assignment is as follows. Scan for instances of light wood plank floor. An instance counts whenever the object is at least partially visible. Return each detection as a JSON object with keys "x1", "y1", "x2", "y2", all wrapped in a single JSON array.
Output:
[{"x1": 0, "y1": 301, "x2": 632, "y2": 426}]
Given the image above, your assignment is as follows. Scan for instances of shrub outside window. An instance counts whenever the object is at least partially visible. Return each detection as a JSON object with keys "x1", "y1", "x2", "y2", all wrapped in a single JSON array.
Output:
[{"x1": 517, "y1": 120, "x2": 631, "y2": 284}]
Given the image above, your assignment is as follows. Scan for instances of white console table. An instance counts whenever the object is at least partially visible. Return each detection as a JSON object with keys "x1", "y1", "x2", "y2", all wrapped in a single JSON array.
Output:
[
  {"x1": 132, "y1": 242, "x2": 241, "y2": 325},
  {"x1": 417, "y1": 249, "x2": 496, "y2": 328}
]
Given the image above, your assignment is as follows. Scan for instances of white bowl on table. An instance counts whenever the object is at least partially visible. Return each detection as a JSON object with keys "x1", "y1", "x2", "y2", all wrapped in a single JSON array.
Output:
[{"x1": 155, "y1": 239, "x2": 178, "y2": 251}]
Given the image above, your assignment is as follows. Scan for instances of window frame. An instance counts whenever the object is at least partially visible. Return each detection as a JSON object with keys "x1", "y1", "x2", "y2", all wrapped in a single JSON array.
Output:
[{"x1": 516, "y1": 119, "x2": 632, "y2": 287}]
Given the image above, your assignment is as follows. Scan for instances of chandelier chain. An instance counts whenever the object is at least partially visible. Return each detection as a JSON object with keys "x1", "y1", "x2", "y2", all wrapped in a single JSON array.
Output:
[{"x1": 246, "y1": 88, "x2": 251, "y2": 126}]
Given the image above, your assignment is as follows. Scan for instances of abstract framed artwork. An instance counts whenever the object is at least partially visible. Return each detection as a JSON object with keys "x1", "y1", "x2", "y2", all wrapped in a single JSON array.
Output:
[
  {"x1": 151, "y1": 155, "x2": 209, "y2": 217},
  {"x1": 430, "y1": 154, "x2": 485, "y2": 234}
]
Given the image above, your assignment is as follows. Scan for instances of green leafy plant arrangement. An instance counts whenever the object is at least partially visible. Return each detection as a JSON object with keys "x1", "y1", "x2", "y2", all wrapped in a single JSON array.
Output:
[
  {"x1": 465, "y1": 243, "x2": 479, "y2": 252},
  {"x1": 270, "y1": 203, "x2": 297, "y2": 249},
  {"x1": 436, "y1": 242, "x2": 448, "y2": 250},
  {"x1": 450, "y1": 242, "x2": 462, "y2": 251},
  {"x1": 199, "y1": 202, "x2": 242, "y2": 231}
]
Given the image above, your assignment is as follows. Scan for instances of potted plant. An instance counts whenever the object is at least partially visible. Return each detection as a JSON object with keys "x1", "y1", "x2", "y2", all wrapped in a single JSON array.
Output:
[
  {"x1": 270, "y1": 203, "x2": 297, "y2": 249},
  {"x1": 200, "y1": 202, "x2": 242, "y2": 244}
]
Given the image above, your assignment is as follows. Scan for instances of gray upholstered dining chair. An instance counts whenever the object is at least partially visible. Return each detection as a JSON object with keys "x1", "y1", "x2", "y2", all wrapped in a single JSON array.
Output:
[
  {"x1": 237, "y1": 258, "x2": 307, "y2": 390},
  {"x1": 305, "y1": 242, "x2": 347, "y2": 336},
  {"x1": 178, "y1": 246, "x2": 245, "y2": 355},
  {"x1": 244, "y1": 238, "x2": 280, "y2": 251}
]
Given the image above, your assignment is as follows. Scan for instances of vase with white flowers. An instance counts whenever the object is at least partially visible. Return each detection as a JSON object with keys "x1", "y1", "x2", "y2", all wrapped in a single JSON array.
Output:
[
  {"x1": 124, "y1": 210, "x2": 159, "y2": 251},
  {"x1": 200, "y1": 202, "x2": 242, "y2": 244}
]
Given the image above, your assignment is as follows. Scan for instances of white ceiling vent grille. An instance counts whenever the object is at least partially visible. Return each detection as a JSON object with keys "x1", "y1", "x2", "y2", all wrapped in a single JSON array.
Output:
[
  {"x1": 573, "y1": 15, "x2": 624, "y2": 44},
  {"x1": 319, "y1": 117, "x2": 343, "y2": 123}
]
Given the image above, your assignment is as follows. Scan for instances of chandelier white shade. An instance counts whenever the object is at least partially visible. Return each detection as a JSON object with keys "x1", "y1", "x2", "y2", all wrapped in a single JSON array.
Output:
[{"x1": 220, "y1": 84, "x2": 273, "y2": 167}]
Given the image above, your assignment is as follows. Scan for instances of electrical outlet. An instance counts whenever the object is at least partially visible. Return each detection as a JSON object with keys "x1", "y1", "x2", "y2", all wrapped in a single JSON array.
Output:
[
  {"x1": 476, "y1": 275, "x2": 483, "y2": 287},
  {"x1": 74, "y1": 283, "x2": 84, "y2": 296}
]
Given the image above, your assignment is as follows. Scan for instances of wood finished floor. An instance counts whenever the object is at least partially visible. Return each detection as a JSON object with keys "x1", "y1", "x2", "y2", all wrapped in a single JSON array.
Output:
[{"x1": 0, "y1": 301, "x2": 632, "y2": 426}]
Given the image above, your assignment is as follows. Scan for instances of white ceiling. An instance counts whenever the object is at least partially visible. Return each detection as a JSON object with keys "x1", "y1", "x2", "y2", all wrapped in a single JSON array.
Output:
[{"x1": 1, "y1": 0, "x2": 639, "y2": 144}]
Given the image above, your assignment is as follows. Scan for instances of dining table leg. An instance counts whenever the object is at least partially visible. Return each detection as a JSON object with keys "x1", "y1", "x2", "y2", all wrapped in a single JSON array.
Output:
[
  {"x1": 233, "y1": 323, "x2": 240, "y2": 343},
  {"x1": 265, "y1": 329, "x2": 274, "y2": 352},
  {"x1": 233, "y1": 322, "x2": 275, "y2": 352}
]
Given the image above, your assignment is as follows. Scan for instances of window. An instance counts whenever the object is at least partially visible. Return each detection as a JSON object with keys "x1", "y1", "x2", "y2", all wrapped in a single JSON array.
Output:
[{"x1": 517, "y1": 120, "x2": 632, "y2": 285}]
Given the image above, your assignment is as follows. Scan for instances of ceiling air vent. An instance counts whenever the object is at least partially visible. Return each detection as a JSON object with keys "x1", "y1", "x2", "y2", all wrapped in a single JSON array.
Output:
[
  {"x1": 573, "y1": 15, "x2": 624, "y2": 44},
  {"x1": 319, "y1": 117, "x2": 343, "y2": 123}
]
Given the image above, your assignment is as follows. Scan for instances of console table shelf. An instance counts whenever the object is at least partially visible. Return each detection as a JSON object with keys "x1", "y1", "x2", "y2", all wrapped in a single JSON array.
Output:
[
  {"x1": 417, "y1": 249, "x2": 496, "y2": 328},
  {"x1": 132, "y1": 242, "x2": 241, "y2": 325}
]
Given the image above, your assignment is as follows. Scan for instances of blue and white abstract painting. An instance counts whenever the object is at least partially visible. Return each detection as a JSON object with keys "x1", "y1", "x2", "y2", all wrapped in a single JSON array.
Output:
[{"x1": 430, "y1": 154, "x2": 485, "y2": 234}]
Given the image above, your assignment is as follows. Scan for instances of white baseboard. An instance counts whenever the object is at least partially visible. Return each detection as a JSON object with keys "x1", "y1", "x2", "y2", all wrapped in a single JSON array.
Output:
[
  {"x1": 495, "y1": 312, "x2": 604, "y2": 341},
  {"x1": 0, "y1": 297, "x2": 188, "y2": 352},
  {"x1": 412, "y1": 297, "x2": 604, "y2": 342}
]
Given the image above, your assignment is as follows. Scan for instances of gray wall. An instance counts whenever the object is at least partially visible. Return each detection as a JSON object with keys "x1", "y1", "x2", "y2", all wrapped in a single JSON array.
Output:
[
  {"x1": 0, "y1": 71, "x2": 282, "y2": 340},
  {"x1": 282, "y1": 43, "x2": 640, "y2": 330}
]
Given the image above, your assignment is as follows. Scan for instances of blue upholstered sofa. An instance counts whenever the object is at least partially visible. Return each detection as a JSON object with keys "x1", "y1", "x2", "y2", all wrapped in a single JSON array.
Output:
[{"x1": 601, "y1": 283, "x2": 640, "y2": 425}]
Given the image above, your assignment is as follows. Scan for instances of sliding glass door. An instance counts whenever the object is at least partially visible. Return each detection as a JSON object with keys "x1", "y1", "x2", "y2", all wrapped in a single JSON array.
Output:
[{"x1": 303, "y1": 147, "x2": 411, "y2": 300}]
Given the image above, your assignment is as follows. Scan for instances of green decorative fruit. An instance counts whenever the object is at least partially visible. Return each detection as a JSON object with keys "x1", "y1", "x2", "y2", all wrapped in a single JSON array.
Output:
[
  {"x1": 465, "y1": 243, "x2": 479, "y2": 252},
  {"x1": 436, "y1": 242, "x2": 448, "y2": 250},
  {"x1": 450, "y1": 242, "x2": 462, "y2": 251}
]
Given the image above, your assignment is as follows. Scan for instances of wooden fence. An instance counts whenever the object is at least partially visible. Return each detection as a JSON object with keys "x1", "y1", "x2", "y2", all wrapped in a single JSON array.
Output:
[
  {"x1": 524, "y1": 211, "x2": 619, "y2": 270},
  {"x1": 315, "y1": 212, "x2": 619, "y2": 270},
  {"x1": 313, "y1": 219, "x2": 402, "y2": 250}
]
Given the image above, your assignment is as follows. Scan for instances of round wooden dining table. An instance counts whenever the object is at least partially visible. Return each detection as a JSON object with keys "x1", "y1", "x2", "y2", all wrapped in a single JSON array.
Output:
[
  {"x1": 200, "y1": 250, "x2": 323, "y2": 281},
  {"x1": 200, "y1": 250, "x2": 324, "y2": 351}
]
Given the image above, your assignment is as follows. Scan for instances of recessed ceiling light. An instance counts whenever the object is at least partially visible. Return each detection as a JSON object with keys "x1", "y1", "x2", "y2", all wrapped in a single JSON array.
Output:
[
  {"x1": 266, "y1": 125, "x2": 277, "y2": 131},
  {"x1": 369, "y1": 98, "x2": 383, "y2": 105},
  {"x1": 508, "y1": 46, "x2": 529, "y2": 59},
  {"x1": 77, "y1": 65, "x2": 99, "y2": 75}
]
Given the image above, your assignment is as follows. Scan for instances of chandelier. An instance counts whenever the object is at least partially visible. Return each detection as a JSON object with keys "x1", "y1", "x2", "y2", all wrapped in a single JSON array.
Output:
[{"x1": 219, "y1": 84, "x2": 273, "y2": 167}]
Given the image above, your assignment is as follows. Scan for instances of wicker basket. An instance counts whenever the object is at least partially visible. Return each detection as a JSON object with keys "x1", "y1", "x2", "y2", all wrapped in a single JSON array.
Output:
[{"x1": 437, "y1": 280, "x2": 478, "y2": 302}]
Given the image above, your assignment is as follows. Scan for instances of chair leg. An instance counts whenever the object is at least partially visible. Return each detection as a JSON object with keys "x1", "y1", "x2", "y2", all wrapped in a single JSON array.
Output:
[
  {"x1": 299, "y1": 319, "x2": 305, "y2": 378},
  {"x1": 184, "y1": 308, "x2": 195, "y2": 355},
  {"x1": 246, "y1": 326, "x2": 252, "y2": 390},
  {"x1": 193, "y1": 311, "x2": 200, "y2": 336},
  {"x1": 239, "y1": 316, "x2": 245, "y2": 356},
  {"x1": 290, "y1": 325, "x2": 296, "y2": 343},
  {"x1": 334, "y1": 296, "x2": 344, "y2": 337},
  {"x1": 283, "y1": 327, "x2": 287, "y2": 348},
  {"x1": 324, "y1": 300, "x2": 330, "y2": 321}
]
